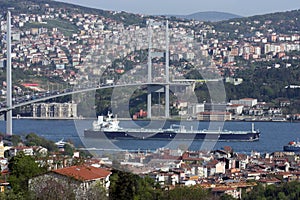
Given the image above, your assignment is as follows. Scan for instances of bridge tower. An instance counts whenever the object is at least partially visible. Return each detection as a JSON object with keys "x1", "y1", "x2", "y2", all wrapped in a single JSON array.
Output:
[
  {"x1": 165, "y1": 20, "x2": 170, "y2": 118},
  {"x1": 147, "y1": 20, "x2": 152, "y2": 118},
  {"x1": 147, "y1": 20, "x2": 170, "y2": 119},
  {"x1": 6, "y1": 11, "x2": 12, "y2": 136}
]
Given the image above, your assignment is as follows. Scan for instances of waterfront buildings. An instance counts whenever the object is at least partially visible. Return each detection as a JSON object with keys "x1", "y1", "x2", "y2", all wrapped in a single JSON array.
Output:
[{"x1": 32, "y1": 103, "x2": 77, "y2": 118}]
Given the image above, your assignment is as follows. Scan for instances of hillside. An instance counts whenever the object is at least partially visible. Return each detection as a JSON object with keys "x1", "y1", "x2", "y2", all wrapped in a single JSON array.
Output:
[
  {"x1": 212, "y1": 9, "x2": 300, "y2": 35},
  {"x1": 0, "y1": 0, "x2": 297, "y2": 29},
  {"x1": 168, "y1": 11, "x2": 241, "y2": 22},
  {"x1": 0, "y1": 0, "x2": 145, "y2": 26},
  {"x1": 0, "y1": 0, "x2": 300, "y2": 115}
]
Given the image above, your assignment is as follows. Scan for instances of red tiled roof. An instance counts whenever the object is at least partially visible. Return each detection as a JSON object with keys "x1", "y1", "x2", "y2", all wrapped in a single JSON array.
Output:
[
  {"x1": 181, "y1": 152, "x2": 204, "y2": 161},
  {"x1": 259, "y1": 177, "x2": 281, "y2": 183},
  {"x1": 53, "y1": 165, "x2": 111, "y2": 181},
  {"x1": 206, "y1": 159, "x2": 219, "y2": 167},
  {"x1": 229, "y1": 104, "x2": 244, "y2": 107},
  {"x1": 11, "y1": 146, "x2": 33, "y2": 150},
  {"x1": 212, "y1": 187, "x2": 235, "y2": 192},
  {"x1": 276, "y1": 172, "x2": 292, "y2": 176},
  {"x1": 240, "y1": 98, "x2": 255, "y2": 100},
  {"x1": 223, "y1": 146, "x2": 232, "y2": 152}
]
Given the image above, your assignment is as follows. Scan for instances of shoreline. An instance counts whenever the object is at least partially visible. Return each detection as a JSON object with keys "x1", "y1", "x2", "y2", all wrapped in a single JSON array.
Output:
[
  {"x1": 11, "y1": 116, "x2": 296, "y2": 122},
  {"x1": 12, "y1": 116, "x2": 85, "y2": 120}
]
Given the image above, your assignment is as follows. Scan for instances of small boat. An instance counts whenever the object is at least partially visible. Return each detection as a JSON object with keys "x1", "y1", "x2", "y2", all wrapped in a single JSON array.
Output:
[
  {"x1": 55, "y1": 139, "x2": 68, "y2": 148},
  {"x1": 283, "y1": 140, "x2": 300, "y2": 152}
]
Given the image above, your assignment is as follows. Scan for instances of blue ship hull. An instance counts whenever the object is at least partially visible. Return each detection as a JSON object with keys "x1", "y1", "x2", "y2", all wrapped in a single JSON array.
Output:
[
  {"x1": 283, "y1": 145, "x2": 300, "y2": 152},
  {"x1": 84, "y1": 129, "x2": 260, "y2": 141}
]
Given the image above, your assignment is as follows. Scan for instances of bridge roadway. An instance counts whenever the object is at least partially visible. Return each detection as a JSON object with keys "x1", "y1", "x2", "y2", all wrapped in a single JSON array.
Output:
[{"x1": 0, "y1": 82, "x2": 190, "y2": 113}]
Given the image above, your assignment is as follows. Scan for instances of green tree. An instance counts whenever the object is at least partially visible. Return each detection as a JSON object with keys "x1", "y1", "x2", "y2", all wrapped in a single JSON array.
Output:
[
  {"x1": 63, "y1": 143, "x2": 74, "y2": 156},
  {"x1": 109, "y1": 169, "x2": 162, "y2": 200},
  {"x1": 109, "y1": 170, "x2": 136, "y2": 200},
  {"x1": 10, "y1": 135, "x2": 22, "y2": 146},
  {"x1": 0, "y1": 190, "x2": 26, "y2": 200},
  {"x1": 8, "y1": 151, "x2": 47, "y2": 193},
  {"x1": 220, "y1": 194, "x2": 235, "y2": 200},
  {"x1": 243, "y1": 182, "x2": 300, "y2": 200},
  {"x1": 86, "y1": 180, "x2": 108, "y2": 200},
  {"x1": 25, "y1": 133, "x2": 58, "y2": 152},
  {"x1": 160, "y1": 186, "x2": 216, "y2": 200},
  {"x1": 242, "y1": 183, "x2": 266, "y2": 200},
  {"x1": 134, "y1": 176, "x2": 162, "y2": 200},
  {"x1": 278, "y1": 192, "x2": 288, "y2": 200}
]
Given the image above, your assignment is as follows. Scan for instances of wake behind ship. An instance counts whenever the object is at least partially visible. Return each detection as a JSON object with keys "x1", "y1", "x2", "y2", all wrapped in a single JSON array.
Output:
[{"x1": 84, "y1": 113, "x2": 260, "y2": 141}]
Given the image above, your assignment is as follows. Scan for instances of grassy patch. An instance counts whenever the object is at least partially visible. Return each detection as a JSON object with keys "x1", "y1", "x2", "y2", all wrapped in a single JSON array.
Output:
[{"x1": 23, "y1": 19, "x2": 78, "y2": 37}]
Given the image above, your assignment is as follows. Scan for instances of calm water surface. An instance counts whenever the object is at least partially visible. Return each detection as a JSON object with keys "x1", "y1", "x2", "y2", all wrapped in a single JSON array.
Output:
[{"x1": 0, "y1": 119, "x2": 300, "y2": 154}]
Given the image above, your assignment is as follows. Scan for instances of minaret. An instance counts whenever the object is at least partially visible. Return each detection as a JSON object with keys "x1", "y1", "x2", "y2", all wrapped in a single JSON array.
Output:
[{"x1": 6, "y1": 10, "x2": 12, "y2": 136}]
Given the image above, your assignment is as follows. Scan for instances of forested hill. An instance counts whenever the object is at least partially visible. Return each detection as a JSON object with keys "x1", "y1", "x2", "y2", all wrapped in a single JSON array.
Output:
[
  {"x1": 212, "y1": 9, "x2": 300, "y2": 35},
  {"x1": 167, "y1": 11, "x2": 241, "y2": 22}
]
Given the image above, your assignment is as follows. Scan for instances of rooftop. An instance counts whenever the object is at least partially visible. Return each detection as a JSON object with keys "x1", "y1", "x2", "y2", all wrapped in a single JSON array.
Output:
[{"x1": 53, "y1": 165, "x2": 111, "y2": 181}]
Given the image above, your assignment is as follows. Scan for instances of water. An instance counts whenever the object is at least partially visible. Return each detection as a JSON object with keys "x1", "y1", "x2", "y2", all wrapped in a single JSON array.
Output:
[{"x1": 0, "y1": 119, "x2": 300, "y2": 154}]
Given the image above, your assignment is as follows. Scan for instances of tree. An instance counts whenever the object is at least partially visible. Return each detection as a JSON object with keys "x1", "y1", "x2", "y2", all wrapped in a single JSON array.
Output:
[
  {"x1": 10, "y1": 135, "x2": 22, "y2": 146},
  {"x1": 109, "y1": 170, "x2": 161, "y2": 200},
  {"x1": 29, "y1": 175, "x2": 75, "y2": 200},
  {"x1": 85, "y1": 180, "x2": 108, "y2": 200},
  {"x1": 8, "y1": 151, "x2": 47, "y2": 193},
  {"x1": 134, "y1": 176, "x2": 161, "y2": 200},
  {"x1": 0, "y1": 190, "x2": 26, "y2": 200},
  {"x1": 160, "y1": 186, "x2": 217, "y2": 200},
  {"x1": 220, "y1": 194, "x2": 236, "y2": 200},
  {"x1": 242, "y1": 181, "x2": 300, "y2": 200},
  {"x1": 109, "y1": 170, "x2": 136, "y2": 200},
  {"x1": 25, "y1": 133, "x2": 58, "y2": 152},
  {"x1": 278, "y1": 192, "x2": 288, "y2": 200},
  {"x1": 63, "y1": 143, "x2": 74, "y2": 156}
]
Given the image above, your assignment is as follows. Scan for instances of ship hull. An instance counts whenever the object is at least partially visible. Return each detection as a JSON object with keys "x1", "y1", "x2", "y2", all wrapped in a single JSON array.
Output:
[
  {"x1": 283, "y1": 145, "x2": 300, "y2": 152},
  {"x1": 84, "y1": 129, "x2": 260, "y2": 142}
]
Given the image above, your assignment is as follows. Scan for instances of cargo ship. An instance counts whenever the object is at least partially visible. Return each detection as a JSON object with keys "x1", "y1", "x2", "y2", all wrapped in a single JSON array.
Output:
[
  {"x1": 283, "y1": 141, "x2": 300, "y2": 152},
  {"x1": 84, "y1": 113, "x2": 260, "y2": 141}
]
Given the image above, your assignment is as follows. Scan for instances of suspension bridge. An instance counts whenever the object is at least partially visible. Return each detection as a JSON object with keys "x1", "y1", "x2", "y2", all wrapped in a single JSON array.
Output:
[{"x1": 1, "y1": 11, "x2": 221, "y2": 135}]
